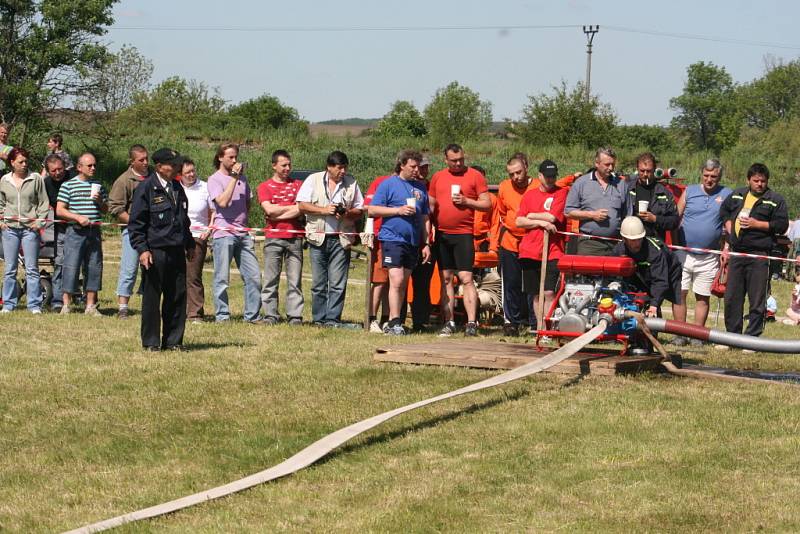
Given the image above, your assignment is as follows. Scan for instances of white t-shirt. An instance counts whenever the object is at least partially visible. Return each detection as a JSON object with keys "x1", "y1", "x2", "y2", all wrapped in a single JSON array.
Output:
[
  {"x1": 183, "y1": 179, "x2": 213, "y2": 237},
  {"x1": 295, "y1": 172, "x2": 365, "y2": 233}
]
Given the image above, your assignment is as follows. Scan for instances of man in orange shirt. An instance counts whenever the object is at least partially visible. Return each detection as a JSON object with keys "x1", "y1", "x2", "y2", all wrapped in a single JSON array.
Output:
[{"x1": 429, "y1": 144, "x2": 491, "y2": 337}]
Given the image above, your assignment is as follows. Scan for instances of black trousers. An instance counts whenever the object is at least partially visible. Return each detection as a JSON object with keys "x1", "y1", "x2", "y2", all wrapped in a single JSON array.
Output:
[
  {"x1": 499, "y1": 247, "x2": 534, "y2": 326},
  {"x1": 724, "y1": 255, "x2": 769, "y2": 337},
  {"x1": 398, "y1": 247, "x2": 436, "y2": 327},
  {"x1": 141, "y1": 246, "x2": 187, "y2": 348}
]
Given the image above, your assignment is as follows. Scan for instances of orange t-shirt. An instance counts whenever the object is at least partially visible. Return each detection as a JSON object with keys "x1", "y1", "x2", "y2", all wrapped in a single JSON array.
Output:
[
  {"x1": 493, "y1": 179, "x2": 538, "y2": 253},
  {"x1": 429, "y1": 167, "x2": 489, "y2": 235}
]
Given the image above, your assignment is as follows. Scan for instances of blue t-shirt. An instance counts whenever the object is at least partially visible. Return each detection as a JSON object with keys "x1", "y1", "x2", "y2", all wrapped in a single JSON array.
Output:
[
  {"x1": 372, "y1": 175, "x2": 429, "y2": 246},
  {"x1": 679, "y1": 184, "x2": 732, "y2": 250}
]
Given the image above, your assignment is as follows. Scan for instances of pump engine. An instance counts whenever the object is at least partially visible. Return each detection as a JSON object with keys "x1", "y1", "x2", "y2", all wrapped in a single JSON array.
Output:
[{"x1": 544, "y1": 255, "x2": 651, "y2": 352}]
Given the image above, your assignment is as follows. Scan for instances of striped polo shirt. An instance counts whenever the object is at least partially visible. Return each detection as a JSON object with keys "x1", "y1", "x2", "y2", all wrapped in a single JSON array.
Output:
[{"x1": 57, "y1": 177, "x2": 107, "y2": 223}]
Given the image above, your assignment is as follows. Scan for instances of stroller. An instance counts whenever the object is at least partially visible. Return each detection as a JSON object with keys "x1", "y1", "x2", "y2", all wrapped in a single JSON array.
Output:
[{"x1": 0, "y1": 209, "x2": 56, "y2": 307}]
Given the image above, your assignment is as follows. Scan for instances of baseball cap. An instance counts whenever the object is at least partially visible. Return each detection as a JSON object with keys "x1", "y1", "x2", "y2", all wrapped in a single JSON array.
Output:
[
  {"x1": 538, "y1": 159, "x2": 558, "y2": 178},
  {"x1": 151, "y1": 148, "x2": 185, "y2": 167}
]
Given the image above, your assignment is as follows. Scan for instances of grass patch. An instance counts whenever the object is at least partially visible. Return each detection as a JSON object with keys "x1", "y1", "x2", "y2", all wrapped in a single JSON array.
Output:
[{"x1": 1, "y1": 239, "x2": 800, "y2": 532}]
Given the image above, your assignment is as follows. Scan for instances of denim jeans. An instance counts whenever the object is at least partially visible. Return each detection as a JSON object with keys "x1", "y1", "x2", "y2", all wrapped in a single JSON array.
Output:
[
  {"x1": 212, "y1": 235, "x2": 262, "y2": 322},
  {"x1": 51, "y1": 229, "x2": 65, "y2": 308},
  {"x1": 62, "y1": 225, "x2": 103, "y2": 294},
  {"x1": 2, "y1": 227, "x2": 42, "y2": 311},
  {"x1": 116, "y1": 229, "x2": 139, "y2": 297},
  {"x1": 309, "y1": 236, "x2": 351, "y2": 324},
  {"x1": 261, "y1": 237, "x2": 304, "y2": 321}
]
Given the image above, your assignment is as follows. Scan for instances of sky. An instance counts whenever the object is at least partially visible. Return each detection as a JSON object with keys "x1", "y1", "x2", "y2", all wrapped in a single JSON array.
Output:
[{"x1": 106, "y1": 0, "x2": 800, "y2": 125}]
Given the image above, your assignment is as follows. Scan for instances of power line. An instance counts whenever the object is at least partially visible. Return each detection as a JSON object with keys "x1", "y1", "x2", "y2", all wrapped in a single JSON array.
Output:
[
  {"x1": 603, "y1": 25, "x2": 800, "y2": 51},
  {"x1": 108, "y1": 22, "x2": 800, "y2": 50},
  {"x1": 110, "y1": 23, "x2": 579, "y2": 33}
]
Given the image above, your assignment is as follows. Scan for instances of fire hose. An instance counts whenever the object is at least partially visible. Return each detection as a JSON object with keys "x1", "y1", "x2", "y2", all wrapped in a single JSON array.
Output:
[
  {"x1": 64, "y1": 321, "x2": 609, "y2": 533},
  {"x1": 644, "y1": 317, "x2": 800, "y2": 354}
]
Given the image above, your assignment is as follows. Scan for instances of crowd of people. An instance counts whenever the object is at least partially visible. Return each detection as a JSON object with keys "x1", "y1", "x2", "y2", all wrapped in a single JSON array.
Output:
[{"x1": 0, "y1": 126, "x2": 792, "y2": 351}]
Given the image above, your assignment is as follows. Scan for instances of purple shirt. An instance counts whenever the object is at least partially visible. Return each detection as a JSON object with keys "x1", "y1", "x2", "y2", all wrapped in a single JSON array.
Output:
[{"x1": 207, "y1": 170, "x2": 251, "y2": 237}]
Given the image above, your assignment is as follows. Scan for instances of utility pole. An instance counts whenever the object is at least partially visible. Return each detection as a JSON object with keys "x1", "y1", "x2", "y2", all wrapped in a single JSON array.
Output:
[{"x1": 582, "y1": 25, "x2": 599, "y2": 100}]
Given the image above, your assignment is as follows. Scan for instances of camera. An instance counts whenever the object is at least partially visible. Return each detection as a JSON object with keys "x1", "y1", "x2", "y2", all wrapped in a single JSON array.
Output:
[{"x1": 334, "y1": 204, "x2": 347, "y2": 215}]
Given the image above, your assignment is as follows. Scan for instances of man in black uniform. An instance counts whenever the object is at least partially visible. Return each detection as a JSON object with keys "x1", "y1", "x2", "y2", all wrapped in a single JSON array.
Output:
[
  {"x1": 128, "y1": 148, "x2": 194, "y2": 351},
  {"x1": 613, "y1": 216, "x2": 682, "y2": 317},
  {"x1": 625, "y1": 152, "x2": 679, "y2": 241},
  {"x1": 719, "y1": 163, "x2": 788, "y2": 338}
]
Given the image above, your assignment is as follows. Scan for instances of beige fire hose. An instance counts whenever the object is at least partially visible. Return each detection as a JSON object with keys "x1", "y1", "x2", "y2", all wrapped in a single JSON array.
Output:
[{"x1": 65, "y1": 322, "x2": 610, "y2": 533}]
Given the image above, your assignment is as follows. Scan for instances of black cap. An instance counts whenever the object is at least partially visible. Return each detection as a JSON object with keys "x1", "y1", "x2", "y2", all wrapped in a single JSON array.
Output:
[
  {"x1": 152, "y1": 148, "x2": 184, "y2": 166},
  {"x1": 538, "y1": 159, "x2": 558, "y2": 178}
]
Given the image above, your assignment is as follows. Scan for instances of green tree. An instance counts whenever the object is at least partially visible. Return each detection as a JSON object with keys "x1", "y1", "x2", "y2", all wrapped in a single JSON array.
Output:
[
  {"x1": 424, "y1": 82, "x2": 492, "y2": 144},
  {"x1": 669, "y1": 61, "x2": 740, "y2": 152},
  {"x1": 228, "y1": 93, "x2": 306, "y2": 132},
  {"x1": 118, "y1": 76, "x2": 226, "y2": 126},
  {"x1": 737, "y1": 58, "x2": 800, "y2": 130},
  {"x1": 0, "y1": 0, "x2": 117, "y2": 131},
  {"x1": 511, "y1": 81, "x2": 616, "y2": 147},
  {"x1": 75, "y1": 44, "x2": 153, "y2": 113},
  {"x1": 374, "y1": 100, "x2": 427, "y2": 138}
]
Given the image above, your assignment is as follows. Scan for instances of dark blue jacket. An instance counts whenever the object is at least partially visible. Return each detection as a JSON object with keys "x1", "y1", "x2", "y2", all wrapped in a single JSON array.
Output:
[{"x1": 128, "y1": 173, "x2": 193, "y2": 254}]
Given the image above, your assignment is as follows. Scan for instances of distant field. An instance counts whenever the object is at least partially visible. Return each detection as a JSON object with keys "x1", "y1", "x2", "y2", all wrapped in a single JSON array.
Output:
[{"x1": 309, "y1": 123, "x2": 374, "y2": 137}]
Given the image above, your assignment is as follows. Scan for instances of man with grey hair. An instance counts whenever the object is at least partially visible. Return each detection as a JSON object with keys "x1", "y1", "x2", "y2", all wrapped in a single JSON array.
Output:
[
  {"x1": 670, "y1": 158, "x2": 732, "y2": 346},
  {"x1": 565, "y1": 147, "x2": 628, "y2": 255}
]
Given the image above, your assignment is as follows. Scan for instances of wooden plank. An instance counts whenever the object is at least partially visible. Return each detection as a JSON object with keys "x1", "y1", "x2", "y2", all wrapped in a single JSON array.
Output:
[{"x1": 374, "y1": 340, "x2": 662, "y2": 376}]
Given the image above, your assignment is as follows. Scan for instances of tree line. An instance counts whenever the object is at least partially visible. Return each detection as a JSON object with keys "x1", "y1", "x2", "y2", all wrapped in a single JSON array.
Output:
[{"x1": 2, "y1": 2, "x2": 799, "y2": 168}]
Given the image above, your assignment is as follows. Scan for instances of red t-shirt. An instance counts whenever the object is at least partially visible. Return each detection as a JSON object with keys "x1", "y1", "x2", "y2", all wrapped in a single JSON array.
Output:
[
  {"x1": 429, "y1": 167, "x2": 489, "y2": 235},
  {"x1": 365, "y1": 175, "x2": 391, "y2": 234},
  {"x1": 257, "y1": 178, "x2": 303, "y2": 239},
  {"x1": 518, "y1": 186, "x2": 568, "y2": 261}
]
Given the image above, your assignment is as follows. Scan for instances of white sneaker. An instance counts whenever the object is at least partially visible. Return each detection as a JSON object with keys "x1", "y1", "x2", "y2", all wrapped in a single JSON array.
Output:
[
  {"x1": 782, "y1": 318, "x2": 797, "y2": 326},
  {"x1": 369, "y1": 320, "x2": 383, "y2": 333},
  {"x1": 84, "y1": 306, "x2": 102, "y2": 317},
  {"x1": 712, "y1": 344, "x2": 730, "y2": 351},
  {"x1": 30, "y1": 309, "x2": 42, "y2": 315},
  {"x1": 60, "y1": 306, "x2": 71, "y2": 315},
  {"x1": 742, "y1": 349, "x2": 756, "y2": 353},
  {"x1": 0, "y1": 308, "x2": 10, "y2": 314}
]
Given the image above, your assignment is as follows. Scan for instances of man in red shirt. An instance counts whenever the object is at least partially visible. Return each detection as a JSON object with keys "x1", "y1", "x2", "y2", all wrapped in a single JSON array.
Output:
[
  {"x1": 257, "y1": 149, "x2": 304, "y2": 325},
  {"x1": 429, "y1": 143, "x2": 491, "y2": 337},
  {"x1": 516, "y1": 160, "x2": 568, "y2": 328}
]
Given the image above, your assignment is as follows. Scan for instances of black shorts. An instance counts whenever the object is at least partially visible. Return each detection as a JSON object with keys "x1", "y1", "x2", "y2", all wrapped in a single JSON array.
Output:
[
  {"x1": 436, "y1": 233, "x2": 474, "y2": 272},
  {"x1": 520, "y1": 258, "x2": 561, "y2": 294},
  {"x1": 381, "y1": 241, "x2": 418, "y2": 270}
]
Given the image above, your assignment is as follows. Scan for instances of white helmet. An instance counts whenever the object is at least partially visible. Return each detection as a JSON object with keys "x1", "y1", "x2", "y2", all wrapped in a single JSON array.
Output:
[{"x1": 620, "y1": 216, "x2": 646, "y2": 239}]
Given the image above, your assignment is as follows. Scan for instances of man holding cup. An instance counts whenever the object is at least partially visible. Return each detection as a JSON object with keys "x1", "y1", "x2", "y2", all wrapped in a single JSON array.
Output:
[
  {"x1": 718, "y1": 163, "x2": 788, "y2": 339},
  {"x1": 428, "y1": 144, "x2": 491, "y2": 337},
  {"x1": 367, "y1": 150, "x2": 430, "y2": 335},
  {"x1": 625, "y1": 152, "x2": 679, "y2": 242},
  {"x1": 55, "y1": 153, "x2": 107, "y2": 315},
  {"x1": 565, "y1": 147, "x2": 628, "y2": 256}
]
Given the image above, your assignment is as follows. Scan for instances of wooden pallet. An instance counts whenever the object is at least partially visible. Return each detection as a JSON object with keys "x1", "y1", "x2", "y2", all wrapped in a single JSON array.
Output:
[{"x1": 374, "y1": 340, "x2": 663, "y2": 376}]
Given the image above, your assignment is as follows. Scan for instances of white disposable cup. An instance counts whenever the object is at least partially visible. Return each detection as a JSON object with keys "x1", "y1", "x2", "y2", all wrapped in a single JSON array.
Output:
[
  {"x1": 364, "y1": 217, "x2": 375, "y2": 234},
  {"x1": 738, "y1": 208, "x2": 751, "y2": 219},
  {"x1": 451, "y1": 184, "x2": 461, "y2": 197},
  {"x1": 406, "y1": 197, "x2": 417, "y2": 208},
  {"x1": 638, "y1": 200, "x2": 649, "y2": 213},
  {"x1": 90, "y1": 183, "x2": 101, "y2": 198}
]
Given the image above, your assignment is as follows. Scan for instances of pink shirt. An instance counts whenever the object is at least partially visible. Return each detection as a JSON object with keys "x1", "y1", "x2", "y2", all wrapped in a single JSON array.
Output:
[{"x1": 207, "y1": 170, "x2": 251, "y2": 238}]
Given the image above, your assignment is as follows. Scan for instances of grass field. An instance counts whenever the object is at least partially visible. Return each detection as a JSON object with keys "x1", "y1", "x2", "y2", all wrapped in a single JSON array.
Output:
[{"x1": 2, "y1": 238, "x2": 800, "y2": 532}]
